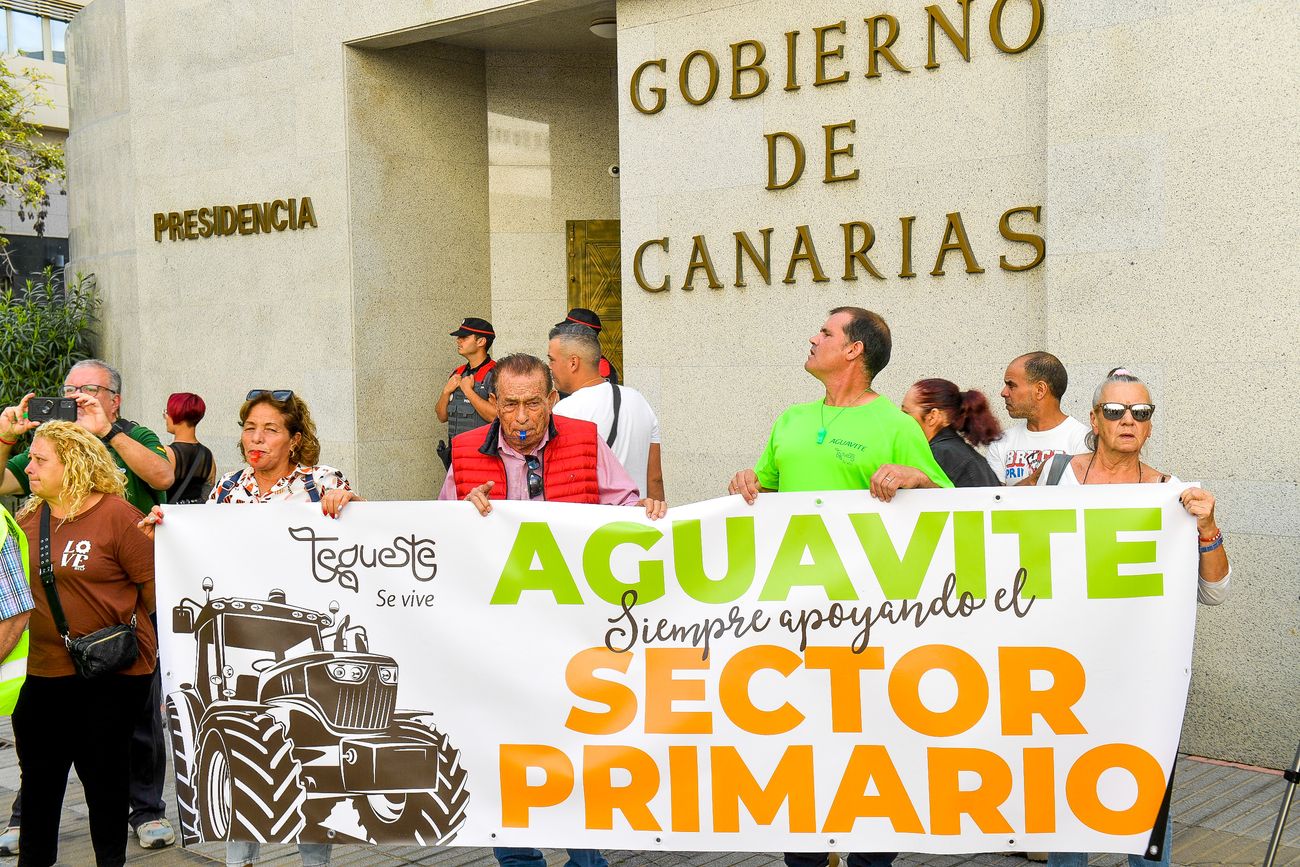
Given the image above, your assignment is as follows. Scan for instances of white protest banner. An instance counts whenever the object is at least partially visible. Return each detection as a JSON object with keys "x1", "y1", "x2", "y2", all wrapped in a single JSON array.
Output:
[{"x1": 155, "y1": 485, "x2": 1199, "y2": 854}]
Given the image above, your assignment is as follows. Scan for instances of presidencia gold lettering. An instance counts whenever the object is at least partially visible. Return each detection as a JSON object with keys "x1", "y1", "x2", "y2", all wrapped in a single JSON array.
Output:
[
  {"x1": 765, "y1": 131, "x2": 806, "y2": 191},
  {"x1": 679, "y1": 50, "x2": 720, "y2": 106},
  {"x1": 998, "y1": 205, "x2": 1046, "y2": 271},
  {"x1": 685, "y1": 236, "x2": 724, "y2": 289},
  {"x1": 730, "y1": 40, "x2": 768, "y2": 99},
  {"x1": 932, "y1": 211, "x2": 985, "y2": 275},
  {"x1": 631, "y1": 59, "x2": 667, "y2": 114},
  {"x1": 734, "y1": 229, "x2": 774, "y2": 287},
  {"x1": 634, "y1": 238, "x2": 670, "y2": 292},
  {"x1": 926, "y1": 0, "x2": 973, "y2": 68},
  {"x1": 813, "y1": 21, "x2": 850, "y2": 86},
  {"x1": 197, "y1": 207, "x2": 214, "y2": 238},
  {"x1": 842, "y1": 222, "x2": 885, "y2": 280},
  {"x1": 866, "y1": 14, "x2": 911, "y2": 78},
  {"x1": 150, "y1": 196, "x2": 319, "y2": 241},
  {"x1": 298, "y1": 196, "x2": 318, "y2": 229},
  {"x1": 900, "y1": 215, "x2": 917, "y2": 278},
  {"x1": 990, "y1": 0, "x2": 1045, "y2": 54},
  {"x1": 822, "y1": 120, "x2": 859, "y2": 183},
  {"x1": 783, "y1": 225, "x2": 830, "y2": 284},
  {"x1": 783, "y1": 30, "x2": 800, "y2": 91}
]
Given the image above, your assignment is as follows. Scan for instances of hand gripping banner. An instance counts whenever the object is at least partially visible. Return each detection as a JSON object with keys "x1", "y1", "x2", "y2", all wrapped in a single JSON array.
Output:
[{"x1": 155, "y1": 485, "x2": 1199, "y2": 854}]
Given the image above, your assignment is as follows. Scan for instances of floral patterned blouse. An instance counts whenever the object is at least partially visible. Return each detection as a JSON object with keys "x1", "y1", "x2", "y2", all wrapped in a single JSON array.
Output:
[{"x1": 207, "y1": 465, "x2": 353, "y2": 504}]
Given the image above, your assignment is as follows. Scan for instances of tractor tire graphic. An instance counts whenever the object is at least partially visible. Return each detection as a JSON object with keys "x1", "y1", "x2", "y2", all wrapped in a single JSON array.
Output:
[
  {"x1": 198, "y1": 710, "x2": 307, "y2": 843},
  {"x1": 166, "y1": 693, "x2": 202, "y2": 845},
  {"x1": 351, "y1": 722, "x2": 469, "y2": 845}
]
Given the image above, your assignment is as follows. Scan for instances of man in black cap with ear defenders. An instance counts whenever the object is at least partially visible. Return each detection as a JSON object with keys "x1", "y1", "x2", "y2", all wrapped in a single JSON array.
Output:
[
  {"x1": 556, "y1": 308, "x2": 620, "y2": 388},
  {"x1": 436, "y1": 317, "x2": 499, "y2": 467}
]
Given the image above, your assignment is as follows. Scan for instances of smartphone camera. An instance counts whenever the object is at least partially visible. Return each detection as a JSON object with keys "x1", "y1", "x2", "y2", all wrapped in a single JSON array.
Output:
[{"x1": 28, "y1": 397, "x2": 79, "y2": 423}]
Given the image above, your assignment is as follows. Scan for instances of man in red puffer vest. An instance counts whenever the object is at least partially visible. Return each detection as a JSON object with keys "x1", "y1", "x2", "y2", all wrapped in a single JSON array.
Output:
[
  {"x1": 438, "y1": 353, "x2": 666, "y2": 521},
  {"x1": 436, "y1": 352, "x2": 665, "y2": 867}
]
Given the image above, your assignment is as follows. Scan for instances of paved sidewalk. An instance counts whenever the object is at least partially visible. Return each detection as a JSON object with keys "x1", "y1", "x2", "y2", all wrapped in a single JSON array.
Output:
[{"x1": 0, "y1": 719, "x2": 1292, "y2": 866}]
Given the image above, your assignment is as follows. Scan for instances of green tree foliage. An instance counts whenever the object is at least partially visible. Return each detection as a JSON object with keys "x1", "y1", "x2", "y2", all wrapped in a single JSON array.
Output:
[
  {"x1": 0, "y1": 55, "x2": 65, "y2": 238},
  {"x1": 0, "y1": 270, "x2": 98, "y2": 411}
]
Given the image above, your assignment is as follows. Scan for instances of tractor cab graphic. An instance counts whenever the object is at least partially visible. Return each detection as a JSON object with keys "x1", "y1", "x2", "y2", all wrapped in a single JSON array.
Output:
[{"x1": 167, "y1": 579, "x2": 468, "y2": 846}]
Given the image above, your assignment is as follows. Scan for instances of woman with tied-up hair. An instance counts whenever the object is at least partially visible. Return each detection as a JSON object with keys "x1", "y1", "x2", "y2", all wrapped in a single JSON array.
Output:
[
  {"x1": 900, "y1": 378, "x2": 1003, "y2": 488},
  {"x1": 1030, "y1": 367, "x2": 1229, "y2": 867}
]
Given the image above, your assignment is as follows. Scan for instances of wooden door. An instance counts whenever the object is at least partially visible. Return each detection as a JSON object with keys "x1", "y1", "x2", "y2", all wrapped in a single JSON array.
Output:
[{"x1": 566, "y1": 220, "x2": 622, "y2": 377}]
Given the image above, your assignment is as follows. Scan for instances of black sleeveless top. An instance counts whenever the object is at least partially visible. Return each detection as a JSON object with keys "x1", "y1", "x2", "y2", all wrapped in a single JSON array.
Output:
[{"x1": 167, "y1": 441, "x2": 215, "y2": 504}]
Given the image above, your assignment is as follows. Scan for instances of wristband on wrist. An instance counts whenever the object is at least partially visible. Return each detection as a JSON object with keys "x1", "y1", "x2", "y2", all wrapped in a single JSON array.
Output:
[
  {"x1": 1198, "y1": 531, "x2": 1223, "y2": 554},
  {"x1": 0, "y1": 435, "x2": 15, "y2": 446}
]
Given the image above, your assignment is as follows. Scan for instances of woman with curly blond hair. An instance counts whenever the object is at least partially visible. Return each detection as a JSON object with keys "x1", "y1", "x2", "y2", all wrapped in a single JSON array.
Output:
[{"x1": 13, "y1": 421, "x2": 158, "y2": 867}]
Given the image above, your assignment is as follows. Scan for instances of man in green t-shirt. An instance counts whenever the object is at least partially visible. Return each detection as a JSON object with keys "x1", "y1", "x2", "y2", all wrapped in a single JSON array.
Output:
[
  {"x1": 729, "y1": 307, "x2": 949, "y2": 867},
  {"x1": 0, "y1": 359, "x2": 174, "y2": 514}
]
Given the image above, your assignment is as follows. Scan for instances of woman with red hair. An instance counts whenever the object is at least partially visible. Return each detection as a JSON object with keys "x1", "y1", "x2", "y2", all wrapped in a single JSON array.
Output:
[
  {"x1": 163, "y1": 393, "x2": 215, "y2": 504},
  {"x1": 901, "y1": 378, "x2": 1002, "y2": 487}
]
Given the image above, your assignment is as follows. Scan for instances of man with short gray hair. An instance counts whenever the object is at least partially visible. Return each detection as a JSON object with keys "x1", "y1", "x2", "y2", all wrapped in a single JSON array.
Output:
[{"x1": 547, "y1": 323, "x2": 665, "y2": 502}]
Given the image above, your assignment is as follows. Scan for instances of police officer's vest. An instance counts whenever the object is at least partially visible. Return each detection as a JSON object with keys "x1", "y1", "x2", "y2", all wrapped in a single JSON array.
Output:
[
  {"x1": 0, "y1": 509, "x2": 30, "y2": 715},
  {"x1": 447, "y1": 359, "x2": 497, "y2": 439}
]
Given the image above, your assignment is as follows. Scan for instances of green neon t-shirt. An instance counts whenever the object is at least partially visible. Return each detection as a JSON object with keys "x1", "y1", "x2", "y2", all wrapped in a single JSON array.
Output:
[
  {"x1": 754, "y1": 397, "x2": 952, "y2": 492},
  {"x1": 7, "y1": 423, "x2": 168, "y2": 514}
]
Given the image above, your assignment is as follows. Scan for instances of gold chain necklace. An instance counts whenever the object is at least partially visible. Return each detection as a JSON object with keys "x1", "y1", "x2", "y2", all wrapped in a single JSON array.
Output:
[{"x1": 817, "y1": 387, "x2": 872, "y2": 444}]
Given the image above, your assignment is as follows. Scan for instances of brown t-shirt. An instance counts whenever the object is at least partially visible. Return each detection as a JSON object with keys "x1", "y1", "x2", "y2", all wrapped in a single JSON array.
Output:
[{"x1": 19, "y1": 494, "x2": 158, "y2": 677}]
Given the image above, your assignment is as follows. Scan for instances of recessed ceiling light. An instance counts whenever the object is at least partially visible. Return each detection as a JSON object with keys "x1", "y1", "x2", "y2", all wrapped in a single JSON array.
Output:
[{"x1": 589, "y1": 17, "x2": 616, "y2": 39}]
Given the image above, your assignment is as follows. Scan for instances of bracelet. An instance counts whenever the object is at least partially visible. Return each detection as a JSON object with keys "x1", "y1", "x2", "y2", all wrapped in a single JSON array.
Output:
[
  {"x1": 1198, "y1": 529, "x2": 1220, "y2": 543},
  {"x1": 1198, "y1": 531, "x2": 1223, "y2": 554},
  {"x1": 0, "y1": 436, "x2": 15, "y2": 446}
]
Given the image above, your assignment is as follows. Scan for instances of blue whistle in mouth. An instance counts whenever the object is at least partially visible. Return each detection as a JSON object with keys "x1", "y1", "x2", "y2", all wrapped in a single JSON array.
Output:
[{"x1": 518, "y1": 430, "x2": 527, "y2": 442}]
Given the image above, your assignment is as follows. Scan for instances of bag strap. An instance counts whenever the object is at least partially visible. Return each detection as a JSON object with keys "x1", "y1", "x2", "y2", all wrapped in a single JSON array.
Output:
[
  {"x1": 606, "y1": 383, "x2": 622, "y2": 448},
  {"x1": 215, "y1": 472, "x2": 242, "y2": 503},
  {"x1": 37, "y1": 505, "x2": 72, "y2": 643},
  {"x1": 303, "y1": 472, "x2": 321, "y2": 503},
  {"x1": 1045, "y1": 452, "x2": 1072, "y2": 486},
  {"x1": 172, "y1": 444, "x2": 205, "y2": 502}
]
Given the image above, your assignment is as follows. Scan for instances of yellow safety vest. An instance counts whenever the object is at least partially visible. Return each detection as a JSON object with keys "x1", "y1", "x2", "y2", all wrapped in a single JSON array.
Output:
[{"x1": 0, "y1": 508, "x2": 29, "y2": 715}]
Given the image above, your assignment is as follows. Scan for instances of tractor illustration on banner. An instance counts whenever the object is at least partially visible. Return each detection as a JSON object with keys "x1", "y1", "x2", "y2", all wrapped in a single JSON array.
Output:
[{"x1": 166, "y1": 579, "x2": 469, "y2": 846}]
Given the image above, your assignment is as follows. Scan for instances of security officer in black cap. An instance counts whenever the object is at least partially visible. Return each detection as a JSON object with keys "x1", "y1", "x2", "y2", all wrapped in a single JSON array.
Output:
[
  {"x1": 556, "y1": 308, "x2": 620, "y2": 390},
  {"x1": 436, "y1": 317, "x2": 498, "y2": 467}
]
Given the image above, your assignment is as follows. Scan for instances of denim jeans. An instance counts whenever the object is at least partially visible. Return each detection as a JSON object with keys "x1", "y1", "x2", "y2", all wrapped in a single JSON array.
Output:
[
  {"x1": 784, "y1": 853, "x2": 896, "y2": 867},
  {"x1": 493, "y1": 847, "x2": 608, "y2": 867},
  {"x1": 225, "y1": 841, "x2": 331, "y2": 866},
  {"x1": 1047, "y1": 810, "x2": 1173, "y2": 867}
]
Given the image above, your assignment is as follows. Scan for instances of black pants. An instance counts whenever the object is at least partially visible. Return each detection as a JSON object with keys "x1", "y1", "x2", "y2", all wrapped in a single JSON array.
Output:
[
  {"x1": 127, "y1": 618, "x2": 167, "y2": 826},
  {"x1": 9, "y1": 623, "x2": 166, "y2": 830},
  {"x1": 13, "y1": 673, "x2": 153, "y2": 867},
  {"x1": 785, "y1": 853, "x2": 897, "y2": 867}
]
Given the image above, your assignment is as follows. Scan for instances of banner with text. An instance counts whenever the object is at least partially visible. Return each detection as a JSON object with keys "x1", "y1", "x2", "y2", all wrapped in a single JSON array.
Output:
[{"x1": 156, "y1": 485, "x2": 1199, "y2": 854}]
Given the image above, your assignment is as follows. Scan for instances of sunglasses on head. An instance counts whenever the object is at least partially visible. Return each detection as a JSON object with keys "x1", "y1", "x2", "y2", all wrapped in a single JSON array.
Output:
[
  {"x1": 525, "y1": 455, "x2": 543, "y2": 499},
  {"x1": 1097, "y1": 402, "x2": 1155, "y2": 422},
  {"x1": 246, "y1": 389, "x2": 295, "y2": 402}
]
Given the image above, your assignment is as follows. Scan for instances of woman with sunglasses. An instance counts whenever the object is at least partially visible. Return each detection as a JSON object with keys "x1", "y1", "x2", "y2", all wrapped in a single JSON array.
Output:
[
  {"x1": 141, "y1": 389, "x2": 359, "y2": 866},
  {"x1": 1034, "y1": 368, "x2": 1229, "y2": 867}
]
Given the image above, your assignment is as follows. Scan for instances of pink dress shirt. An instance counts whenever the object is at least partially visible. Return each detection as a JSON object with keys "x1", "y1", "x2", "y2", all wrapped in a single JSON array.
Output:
[{"x1": 438, "y1": 423, "x2": 641, "y2": 505}]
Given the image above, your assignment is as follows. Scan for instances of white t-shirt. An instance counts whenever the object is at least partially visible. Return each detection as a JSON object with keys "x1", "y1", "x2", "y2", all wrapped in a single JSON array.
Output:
[
  {"x1": 985, "y1": 416, "x2": 1090, "y2": 485},
  {"x1": 554, "y1": 382, "x2": 661, "y2": 498}
]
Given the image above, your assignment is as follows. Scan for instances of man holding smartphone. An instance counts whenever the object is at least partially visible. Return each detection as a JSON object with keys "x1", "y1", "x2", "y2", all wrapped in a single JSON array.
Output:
[{"x1": 0, "y1": 358, "x2": 177, "y2": 853}]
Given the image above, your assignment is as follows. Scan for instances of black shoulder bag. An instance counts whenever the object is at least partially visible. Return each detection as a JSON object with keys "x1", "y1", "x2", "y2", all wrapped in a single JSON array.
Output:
[{"x1": 38, "y1": 505, "x2": 139, "y2": 678}]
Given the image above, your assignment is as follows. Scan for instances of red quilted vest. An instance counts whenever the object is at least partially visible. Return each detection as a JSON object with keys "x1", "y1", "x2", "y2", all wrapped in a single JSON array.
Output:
[{"x1": 451, "y1": 415, "x2": 601, "y2": 503}]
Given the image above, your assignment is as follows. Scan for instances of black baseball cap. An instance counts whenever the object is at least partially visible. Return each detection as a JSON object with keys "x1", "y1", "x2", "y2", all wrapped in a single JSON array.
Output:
[
  {"x1": 556, "y1": 308, "x2": 601, "y2": 331},
  {"x1": 450, "y1": 317, "x2": 495, "y2": 338}
]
